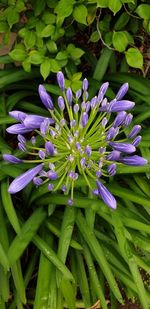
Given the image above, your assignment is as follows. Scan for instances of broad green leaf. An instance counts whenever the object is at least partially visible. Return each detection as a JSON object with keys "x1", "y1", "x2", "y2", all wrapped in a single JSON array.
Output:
[
  {"x1": 112, "y1": 31, "x2": 129, "y2": 52},
  {"x1": 24, "y1": 31, "x2": 36, "y2": 49},
  {"x1": 6, "y1": 7, "x2": 19, "y2": 27},
  {"x1": 18, "y1": 27, "x2": 27, "y2": 38},
  {"x1": 73, "y1": 5, "x2": 87, "y2": 25},
  {"x1": 90, "y1": 30, "x2": 100, "y2": 42},
  {"x1": 56, "y1": 51, "x2": 68, "y2": 60},
  {"x1": 34, "y1": 0, "x2": 46, "y2": 16},
  {"x1": 22, "y1": 58, "x2": 31, "y2": 72},
  {"x1": 72, "y1": 72, "x2": 82, "y2": 81},
  {"x1": 41, "y1": 24, "x2": 55, "y2": 38},
  {"x1": 16, "y1": 0, "x2": 26, "y2": 12},
  {"x1": 42, "y1": 12, "x2": 56, "y2": 24},
  {"x1": 108, "y1": 0, "x2": 122, "y2": 14},
  {"x1": 9, "y1": 49, "x2": 27, "y2": 61},
  {"x1": 70, "y1": 48, "x2": 84, "y2": 60},
  {"x1": 29, "y1": 51, "x2": 44, "y2": 65},
  {"x1": 0, "y1": 22, "x2": 8, "y2": 33},
  {"x1": 114, "y1": 12, "x2": 130, "y2": 30},
  {"x1": 55, "y1": 0, "x2": 74, "y2": 18},
  {"x1": 46, "y1": 40, "x2": 58, "y2": 53},
  {"x1": 40, "y1": 59, "x2": 51, "y2": 80},
  {"x1": 125, "y1": 48, "x2": 143, "y2": 69},
  {"x1": 97, "y1": 0, "x2": 109, "y2": 8},
  {"x1": 50, "y1": 59, "x2": 60, "y2": 72},
  {"x1": 136, "y1": 4, "x2": 150, "y2": 20}
]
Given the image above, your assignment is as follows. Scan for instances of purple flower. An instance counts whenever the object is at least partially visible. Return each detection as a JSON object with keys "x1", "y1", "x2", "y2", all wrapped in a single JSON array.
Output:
[
  {"x1": 107, "y1": 150, "x2": 120, "y2": 161},
  {"x1": 23, "y1": 115, "x2": 54, "y2": 129},
  {"x1": 132, "y1": 136, "x2": 142, "y2": 147},
  {"x1": 82, "y1": 78, "x2": 88, "y2": 91},
  {"x1": 70, "y1": 120, "x2": 76, "y2": 128},
  {"x1": 47, "y1": 170, "x2": 58, "y2": 180},
  {"x1": 106, "y1": 127, "x2": 119, "y2": 141},
  {"x1": 98, "y1": 82, "x2": 109, "y2": 102},
  {"x1": 96, "y1": 180, "x2": 117, "y2": 209},
  {"x1": 119, "y1": 155, "x2": 148, "y2": 166},
  {"x1": 3, "y1": 154, "x2": 23, "y2": 164},
  {"x1": 123, "y1": 113, "x2": 133, "y2": 127},
  {"x1": 33, "y1": 177, "x2": 43, "y2": 186},
  {"x1": 38, "y1": 85, "x2": 54, "y2": 110},
  {"x1": 107, "y1": 163, "x2": 116, "y2": 176},
  {"x1": 6, "y1": 124, "x2": 33, "y2": 134},
  {"x1": 85, "y1": 145, "x2": 92, "y2": 157},
  {"x1": 81, "y1": 112, "x2": 88, "y2": 127},
  {"x1": 30, "y1": 136, "x2": 36, "y2": 144},
  {"x1": 38, "y1": 150, "x2": 45, "y2": 159},
  {"x1": 116, "y1": 83, "x2": 129, "y2": 100},
  {"x1": 58, "y1": 96, "x2": 65, "y2": 110},
  {"x1": 74, "y1": 104, "x2": 79, "y2": 113},
  {"x1": 45, "y1": 141, "x2": 54, "y2": 156},
  {"x1": 8, "y1": 163, "x2": 43, "y2": 194},
  {"x1": 57, "y1": 71, "x2": 65, "y2": 91},
  {"x1": 48, "y1": 183, "x2": 54, "y2": 191},
  {"x1": 91, "y1": 97, "x2": 98, "y2": 109},
  {"x1": 113, "y1": 111, "x2": 126, "y2": 128},
  {"x1": 17, "y1": 134, "x2": 26, "y2": 144},
  {"x1": 109, "y1": 100, "x2": 135, "y2": 112},
  {"x1": 40, "y1": 118, "x2": 50, "y2": 136},
  {"x1": 68, "y1": 198, "x2": 73, "y2": 206},
  {"x1": 128, "y1": 125, "x2": 141, "y2": 139},
  {"x1": 18, "y1": 142, "x2": 26, "y2": 152},
  {"x1": 109, "y1": 142, "x2": 136, "y2": 154},
  {"x1": 9, "y1": 111, "x2": 27, "y2": 122},
  {"x1": 66, "y1": 87, "x2": 72, "y2": 105}
]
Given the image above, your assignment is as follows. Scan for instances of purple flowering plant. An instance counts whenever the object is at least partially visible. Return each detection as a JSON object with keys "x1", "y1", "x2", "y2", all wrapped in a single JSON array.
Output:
[{"x1": 3, "y1": 72, "x2": 147, "y2": 209}]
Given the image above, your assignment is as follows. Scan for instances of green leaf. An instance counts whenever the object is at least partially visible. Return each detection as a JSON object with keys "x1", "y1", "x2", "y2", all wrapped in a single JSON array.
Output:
[
  {"x1": 41, "y1": 24, "x2": 55, "y2": 38},
  {"x1": 97, "y1": 0, "x2": 109, "y2": 8},
  {"x1": 16, "y1": 0, "x2": 26, "y2": 12},
  {"x1": 42, "y1": 12, "x2": 56, "y2": 24},
  {"x1": 22, "y1": 58, "x2": 31, "y2": 72},
  {"x1": 40, "y1": 59, "x2": 51, "y2": 80},
  {"x1": 24, "y1": 31, "x2": 36, "y2": 49},
  {"x1": 136, "y1": 4, "x2": 150, "y2": 20},
  {"x1": 90, "y1": 30, "x2": 100, "y2": 42},
  {"x1": 112, "y1": 31, "x2": 129, "y2": 52},
  {"x1": 72, "y1": 72, "x2": 82, "y2": 81},
  {"x1": 70, "y1": 48, "x2": 84, "y2": 60},
  {"x1": 46, "y1": 40, "x2": 58, "y2": 53},
  {"x1": 34, "y1": 0, "x2": 46, "y2": 16},
  {"x1": 114, "y1": 12, "x2": 130, "y2": 30},
  {"x1": 29, "y1": 51, "x2": 44, "y2": 65},
  {"x1": 108, "y1": 0, "x2": 122, "y2": 14},
  {"x1": 49, "y1": 59, "x2": 60, "y2": 72},
  {"x1": 73, "y1": 5, "x2": 87, "y2": 25},
  {"x1": 125, "y1": 48, "x2": 143, "y2": 69},
  {"x1": 55, "y1": 0, "x2": 74, "y2": 18},
  {"x1": 9, "y1": 49, "x2": 27, "y2": 61},
  {"x1": 56, "y1": 51, "x2": 68, "y2": 60},
  {"x1": 6, "y1": 7, "x2": 19, "y2": 27},
  {"x1": 0, "y1": 22, "x2": 8, "y2": 33}
]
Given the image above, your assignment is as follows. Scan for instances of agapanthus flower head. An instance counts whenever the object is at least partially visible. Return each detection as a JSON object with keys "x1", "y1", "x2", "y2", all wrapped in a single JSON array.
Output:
[{"x1": 4, "y1": 72, "x2": 147, "y2": 209}]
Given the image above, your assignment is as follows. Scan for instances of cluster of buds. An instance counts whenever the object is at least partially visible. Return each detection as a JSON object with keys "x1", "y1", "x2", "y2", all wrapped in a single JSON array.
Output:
[{"x1": 3, "y1": 72, "x2": 147, "y2": 209}]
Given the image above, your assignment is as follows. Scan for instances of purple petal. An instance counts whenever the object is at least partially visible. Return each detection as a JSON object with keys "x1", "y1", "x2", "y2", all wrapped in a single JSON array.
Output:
[
  {"x1": 107, "y1": 150, "x2": 120, "y2": 161},
  {"x1": 17, "y1": 134, "x2": 26, "y2": 143},
  {"x1": 23, "y1": 115, "x2": 54, "y2": 129},
  {"x1": 106, "y1": 127, "x2": 119, "y2": 141},
  {"x1": 110, "y1": 100, "x2": 135, "y2": 112},
  {"x1": 123, "y1": 113, "x2": 133, "y2": 127},
  {"x1": 48, "y1": 183, "x2": 54, "y2": 191},
  {"x1": 96, "y1": 180, "x2": 117, "y2": 209},
  {"x1": 81, "y1": 112, "x2": 88, "y2": 127},
  {"x1": 82, "y1": 78, "x2": 88, "y2": 91},
  {"x1": 38, "y1": 150, "x2": 45, "y2": 159},
  {"x1": 85, "y1": 145, "x2": 92, "y2": 158},
  {"x1": 128, "y1": 125, "x2": 141, "y2": 139},
  {"x1": 40, "y1": 118, "x2": 50, "y2": 136},
  {"x1": 45, "y1": 141, "x2": 54, "y2": 156},
  {"x1": 116, "y1": 83, "x2": 129, "y2": 100},
  {"x1": 57, "y1": 71, "x2": 65, "y2": 91},
  {"x1": 107, "y1": 163, "x2": 116, "y2": 176},
  {"x1": 18, "y1": 142, "x2": 26, "y2": 152},
  {"x1": 91, "y1": 97, "x2": 98, "y2": 109},
  {"x1": 38, "y1": 85, "x2": 54, "y2": 110},
  {"x1": 58, "y1": 96, "x2": 65, "y2": 110},
  {"x1": 132, "y1": 136, "x2": 142, "y2": 147},
  {"x1": 66, "y1": 87, "x2": 72, "y2": 105},
  {"x1": 6, "y1": 124, "x2": 32, "y2": 134},
  {"x1": 8, "y1": 163, "x2": 43, "y2": 194},
  {"x1": 109, "y1": 142, "x2": 136, "y2": 154},
  {"x1": 3, "y1": 154, "x2": 23, "y2": 164},
  {"x1": 68, "y1": 198, "x2": 73, "y2": 206},
  {"x1": 73, "y1": 104, "x2": 79, "y2": 113},
  {"x1": 119, "y1": 155, "x2": 148, "y2": 166},
  {"x1": 9, "y1": 111, "x2": 27, "y2": 122},
  {"x1": 47, "y1": 170, "x2": 58, "y2": 180},
  {"x1": 76, "y1": 89, "x2": 82, "y2": 99},
  {"x1": 33, "y1": 177, "x2": 43, "y2": 186},
  {"x1": 113, "y1": 111, "x2": 127, "y2": 128},
  {"x1": 98, "y1": 82, "x2": 109, "y2": 103}
]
